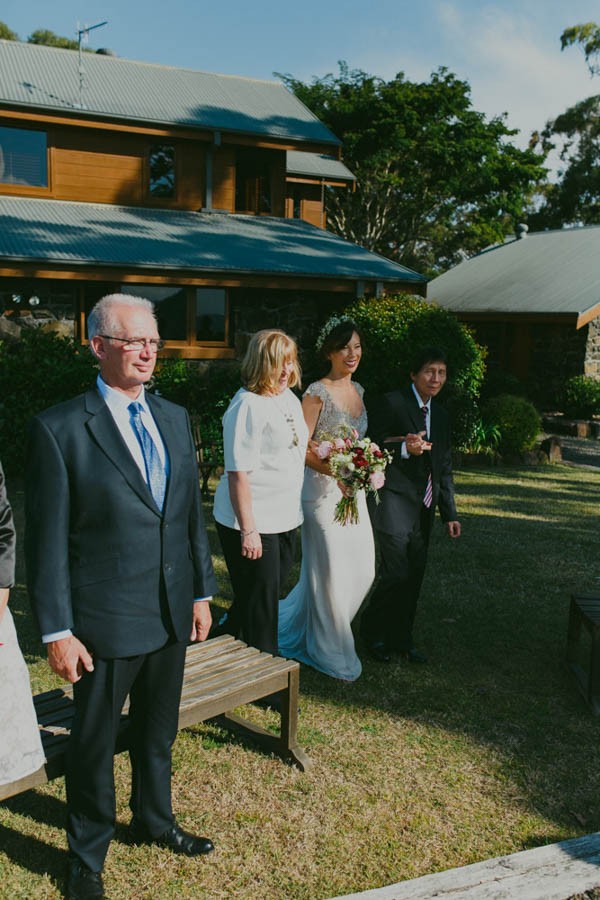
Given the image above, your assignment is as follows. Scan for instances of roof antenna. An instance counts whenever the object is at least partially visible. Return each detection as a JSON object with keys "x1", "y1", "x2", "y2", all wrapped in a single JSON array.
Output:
[{"x1": 76, "y1": 20, "x2": 108, "y2": 109}]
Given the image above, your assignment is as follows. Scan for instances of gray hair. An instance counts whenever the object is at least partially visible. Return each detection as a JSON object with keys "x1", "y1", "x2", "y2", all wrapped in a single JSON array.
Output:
[{"x1": 87, "y1": 293, "x2": 156, "y2": 340}]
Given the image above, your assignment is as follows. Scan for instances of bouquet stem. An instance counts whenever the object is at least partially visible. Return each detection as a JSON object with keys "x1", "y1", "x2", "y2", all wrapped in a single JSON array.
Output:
[{"x1": 334, "y1": 494, "x2": 360, "y2": 526}]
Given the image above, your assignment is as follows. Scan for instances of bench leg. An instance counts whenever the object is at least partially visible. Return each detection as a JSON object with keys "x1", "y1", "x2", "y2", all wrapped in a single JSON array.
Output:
[
  {"x1": 280, "y1": 668, "x2": 311, "y2": 772},
  {"x1": 566, "y1": 598, "x2": 582, "y2": 666},
  {"x1": 589, "y1": 629, "x2": 600, "y2": 714}
]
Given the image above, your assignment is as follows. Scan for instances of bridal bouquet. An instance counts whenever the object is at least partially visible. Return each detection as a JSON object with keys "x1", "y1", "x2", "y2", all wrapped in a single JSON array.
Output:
[{"x1": 315, "y1": 428, "x2": 392, "y2": 525}]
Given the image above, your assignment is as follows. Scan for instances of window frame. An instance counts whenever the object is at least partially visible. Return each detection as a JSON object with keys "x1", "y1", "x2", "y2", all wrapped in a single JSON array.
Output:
[
  {"x1": 0, "y1": 123, "x2": 51, "y2": 196},
  {"x1": 144, "y1": 141, "x2": 180, "y2": 206},
  {"x1": 78, "y1": 282, "x2": 233, "y2": 359}
]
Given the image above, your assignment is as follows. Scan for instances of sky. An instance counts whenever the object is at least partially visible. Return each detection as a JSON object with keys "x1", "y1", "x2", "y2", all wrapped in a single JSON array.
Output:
[{"x1": 2, "y1": 0, "x2": 599, "y2": 160}]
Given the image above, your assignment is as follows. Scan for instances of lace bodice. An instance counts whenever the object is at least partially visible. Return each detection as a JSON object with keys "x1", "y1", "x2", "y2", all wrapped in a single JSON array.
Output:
[{"x1": 304, "y1": 381, "x2": 368, "y2": 440}]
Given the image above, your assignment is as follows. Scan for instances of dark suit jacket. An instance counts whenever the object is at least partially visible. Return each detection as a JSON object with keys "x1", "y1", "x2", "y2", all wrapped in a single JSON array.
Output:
[
  {"x1": 25, "y1": 388, "x2": 217, "y2": 659},
  {"x1": 366, "y1": 386, "x2": 457, "y2": 535},
  {"x1": 0, "y1": 461, "x2": 16, "y2": 588}
]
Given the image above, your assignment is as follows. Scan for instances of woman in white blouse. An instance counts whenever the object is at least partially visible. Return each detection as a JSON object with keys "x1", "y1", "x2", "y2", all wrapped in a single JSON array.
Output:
[{"x1": 213, "y1": 330, "x2": 308, "y2": 659}]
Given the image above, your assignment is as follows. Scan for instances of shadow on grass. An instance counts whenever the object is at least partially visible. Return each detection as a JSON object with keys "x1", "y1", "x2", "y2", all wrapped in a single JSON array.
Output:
[
  {"x1": 292, "y1": 465, "x2": 600, "y2": 843},
  {"x1": 3, "y1": 466, "x2": 600, "y2": 878}
]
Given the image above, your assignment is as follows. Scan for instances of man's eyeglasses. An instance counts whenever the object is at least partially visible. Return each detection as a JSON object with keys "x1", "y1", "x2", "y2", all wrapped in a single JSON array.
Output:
[{"x1": 99, "y1": 335, "x2": 165, "y2": 352}]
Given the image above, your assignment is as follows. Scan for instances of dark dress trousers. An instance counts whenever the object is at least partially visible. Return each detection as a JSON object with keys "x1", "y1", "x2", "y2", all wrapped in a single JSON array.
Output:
[
  {"x1": 25, "y1": 388, "x2": 217, "y2": 871},
  {"x1": 361, "y1": 386, "x2": 457, "y2": 652},
  {"x1": 0, "y1": 461, "x2": 15, "y2": 588}
]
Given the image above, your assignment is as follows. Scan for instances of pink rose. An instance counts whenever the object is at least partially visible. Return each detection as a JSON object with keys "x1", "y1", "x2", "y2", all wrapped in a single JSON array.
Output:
[
  {"x1": 369, "y1": 471, "x2": 385, "y2": 489},
  {"x1": 352, "y1": 428, "x2": 359, "y2": 439},
  {"x1": 316, "y1": 440, "x2": 333, "y2": 459},
  {"x1": 333, "y1": 438, "x2": 346, "y2": 450},
  {"x1": 370, "y1": 442, "x2": 380, "y2": 453}
]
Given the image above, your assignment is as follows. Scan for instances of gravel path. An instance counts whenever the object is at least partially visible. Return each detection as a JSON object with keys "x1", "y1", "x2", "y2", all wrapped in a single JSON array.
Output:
[{"x1": 559, "y1": 436, "x2": 600, "y2": 469}]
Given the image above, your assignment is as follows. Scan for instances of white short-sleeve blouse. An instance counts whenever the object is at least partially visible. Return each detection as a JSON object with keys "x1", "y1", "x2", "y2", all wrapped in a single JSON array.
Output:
[{"x1": 213, "y1": 387, "x2": 309, "y2": 534}]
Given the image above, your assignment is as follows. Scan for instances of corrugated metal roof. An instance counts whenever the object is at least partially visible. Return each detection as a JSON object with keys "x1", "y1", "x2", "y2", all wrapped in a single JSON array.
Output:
[
  {"x1": 0, "y1": 40, "x2": 339, "y2": 146},
  {"x1": 286, "y1": 151, "x2": 355, "y2": 181},
  {"x1": 0, "y1": 196, "x2": 425, "y2": 282},
  {"x1": 428, "y1": 227, "x2": 600, "y2": 323}
]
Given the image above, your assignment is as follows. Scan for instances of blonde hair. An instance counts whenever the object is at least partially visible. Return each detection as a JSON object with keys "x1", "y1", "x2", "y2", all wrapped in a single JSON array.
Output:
[{"x1": 241, "y1": 329, "x2": 301, "y2": 395}]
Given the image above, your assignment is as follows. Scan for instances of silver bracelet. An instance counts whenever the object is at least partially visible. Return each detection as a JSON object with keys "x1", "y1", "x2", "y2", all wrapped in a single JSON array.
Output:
[{"x1": 240, "y1": 529, "x2": 257, "y2": 538}]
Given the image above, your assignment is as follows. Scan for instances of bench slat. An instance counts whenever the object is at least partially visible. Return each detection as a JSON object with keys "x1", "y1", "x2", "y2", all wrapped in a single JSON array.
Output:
[{"x1": 0, "y1": 637, "x2": 310, "y2": 802}]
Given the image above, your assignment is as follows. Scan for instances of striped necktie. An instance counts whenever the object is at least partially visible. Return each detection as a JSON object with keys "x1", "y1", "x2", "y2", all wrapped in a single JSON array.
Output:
[
  {"x1": 421, "y1": 404, "x2": 433, "y2": 509},
  {"x1": 128, "y1": 401, "x2": 167, "y2": 511}
]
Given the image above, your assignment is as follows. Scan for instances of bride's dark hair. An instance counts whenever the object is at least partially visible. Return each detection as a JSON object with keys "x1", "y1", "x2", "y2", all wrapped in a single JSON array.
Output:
[{"x1": 319, "y1": 321, "x2": 363, "y2": 359}]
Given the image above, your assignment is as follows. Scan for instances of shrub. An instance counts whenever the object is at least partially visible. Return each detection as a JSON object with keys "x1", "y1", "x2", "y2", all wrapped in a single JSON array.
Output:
[
  {"x1": 438, "y1": 384, "x2": 481, "y2": 452},
  {"x1": 341, "y1": 294, "x2": 486, "y2": 399},
  {"x1": 152, "y1": 359, "x2": 241, "y2": 446},
  {"x1": 481, "y1": 394, "x2": 541, "y2": 455},
  {"x1": 464, "y1": 420, "x2": 501, "y2": 456},
  {"x1": 562, "y1": 375, "x2": 600, "y2": 419},
  {"x1": 480, "y1": 368, "x2": 525, "y2": 401},
  {"x1": 0, "y1": 330, "x2": 97, "y2": 474}
]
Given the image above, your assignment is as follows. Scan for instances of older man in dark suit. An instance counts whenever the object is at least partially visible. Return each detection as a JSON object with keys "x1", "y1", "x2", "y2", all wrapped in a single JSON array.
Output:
[
  {"x1": 361, "y1": 347, "x2": 461, "y2": 664},
  {"x1": 25, "y1": 294, "x2": 217, "y2": 900}
]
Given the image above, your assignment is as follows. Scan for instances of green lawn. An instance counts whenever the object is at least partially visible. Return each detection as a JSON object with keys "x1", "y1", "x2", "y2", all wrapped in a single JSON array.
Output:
[{"x1": 1, "y1": 463, "x2": 600, "y2": 899}]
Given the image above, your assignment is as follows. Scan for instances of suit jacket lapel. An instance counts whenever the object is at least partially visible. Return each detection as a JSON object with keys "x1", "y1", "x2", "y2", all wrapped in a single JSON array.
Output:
[
  {"x1": 84, "y1": 389, "x2": 160, "y2": 515},
  {"x1": 402, "y1": 386, "x2": 424, "y2": 434},
  {"x1": 146, "y1": 394, "x2": 181, "y2": 514}
]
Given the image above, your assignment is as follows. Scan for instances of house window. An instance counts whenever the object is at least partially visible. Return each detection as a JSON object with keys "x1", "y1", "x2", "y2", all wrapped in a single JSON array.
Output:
[
  {"x1": 195, "y1": 288, "x2": 226, "y2": 343},
  {"x1": 0, "y1": 279, "x2": 76, "y2": 335},
  {"x1": 83, "y1": 283, "x2": 229, "y2": 351},
  {"x1": 149, "y1": 144, "x2": 176, "y2": 198},
  {"x1": 235, "y1": 148, "x2": 271, "y2": 214},
  {"x1": 0, "y1": 126, "x2": 48, "y2": 187},
  {"x1": 121, "y1": 284, "x2": 187, "y2": 341}
]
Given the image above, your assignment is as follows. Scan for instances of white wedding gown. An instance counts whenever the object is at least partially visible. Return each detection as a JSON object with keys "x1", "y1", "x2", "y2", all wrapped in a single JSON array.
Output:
[
  {"x1": 0, "y1": 608, "x2": 45, "y2": 786},
  {"x1": 278, "y1": 381, "x2": 375, "y2": 681}
]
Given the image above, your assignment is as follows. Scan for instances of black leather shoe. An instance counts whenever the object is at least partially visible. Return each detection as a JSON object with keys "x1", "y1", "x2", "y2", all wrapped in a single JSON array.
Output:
[
  {"x1": 368, "y1": 642, "x2": 392, "y2": 663},
  {"x1": 66, "y1": 859, "x2": 104, "y2": 899},
  {"x1": 133, "y1": 821, "x2": 214, "y2": 857},
  {"x1": 401, "y1": 647, "x2": 428, "y2": 664}
]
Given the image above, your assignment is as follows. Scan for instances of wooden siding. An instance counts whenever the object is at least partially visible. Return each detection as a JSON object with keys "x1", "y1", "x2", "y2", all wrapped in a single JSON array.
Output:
[
  {"x1": 1, "y1": 107, "x2": 338, "y2": 156},
  {"x1": 52, "y1": 132, "x2": 144, "y2": 205},
  {"x1": 284, "y1": 183, "x2": 325, "y2": 228},
  {"x1": 1, "y1": 120, "x2": 206, "y2": 208},
  {"x1": 212, "y1": 146, "x2": 235, "y2": 211}
]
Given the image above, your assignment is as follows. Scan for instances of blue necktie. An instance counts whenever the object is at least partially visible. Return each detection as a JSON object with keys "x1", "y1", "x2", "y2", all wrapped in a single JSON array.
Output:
[{"x1": 128, "y1": 401, "x2": 166, "y2": 511}]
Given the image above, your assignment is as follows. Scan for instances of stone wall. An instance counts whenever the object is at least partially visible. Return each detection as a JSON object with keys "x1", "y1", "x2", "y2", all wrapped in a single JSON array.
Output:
[{"x1": 584, "y1": 317, "x2": 600, "y2": 379}]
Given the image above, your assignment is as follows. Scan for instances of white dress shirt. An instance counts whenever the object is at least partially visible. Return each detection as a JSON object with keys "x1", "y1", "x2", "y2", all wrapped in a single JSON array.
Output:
[{"x1": 400, "y1": 385, "x2": 431, "y2": 458}]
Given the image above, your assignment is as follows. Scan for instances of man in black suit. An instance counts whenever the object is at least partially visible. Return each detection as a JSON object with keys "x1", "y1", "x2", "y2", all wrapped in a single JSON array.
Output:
[
  {"x1": 361, "y1": 347, "x2": 460, "y2": 664},
  {"x1": 25, "y1": 294, "x2": 217, "y2": 900}
]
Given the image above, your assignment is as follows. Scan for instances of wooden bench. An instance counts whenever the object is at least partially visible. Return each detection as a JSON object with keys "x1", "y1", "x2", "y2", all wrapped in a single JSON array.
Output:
[
  {"x1": 0, "y1": 635, "x2": 310, "y2": 803},
  {"x1": 566, "y1": 592, "x2": 600, "y2": 713},
  {"x1": 191, "y1": 417, "x2": 223, "y2": 497}
]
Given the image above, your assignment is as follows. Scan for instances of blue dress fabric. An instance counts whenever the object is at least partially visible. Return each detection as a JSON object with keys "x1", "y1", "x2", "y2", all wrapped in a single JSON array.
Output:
[{"x1": 278, "y1": 381, "x2": 375, "y2": 681}]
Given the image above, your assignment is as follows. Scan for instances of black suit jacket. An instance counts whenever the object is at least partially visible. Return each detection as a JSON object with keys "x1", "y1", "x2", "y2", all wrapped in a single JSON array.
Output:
[
  {"x1": 25, "y1": 388, "x2": 217, "y2": 658},
  {"x1": 366, "y1": 386, "x2": 457, "y2": 535},
  {"x1": 0, "y1": 461, "x2": 16, "y2": 588}
]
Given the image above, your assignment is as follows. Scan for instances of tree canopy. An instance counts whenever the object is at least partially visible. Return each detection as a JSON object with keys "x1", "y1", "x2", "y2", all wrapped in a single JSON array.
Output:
[
  {"x1": 279, "y1": 63, "x2": 546, "y2": 276},
  {"x1": 0, "y1": 20, "x2": 80, "y2": 50},
  {"x1": 531, "y1": 23, "x2": 600, "y2": 229}
]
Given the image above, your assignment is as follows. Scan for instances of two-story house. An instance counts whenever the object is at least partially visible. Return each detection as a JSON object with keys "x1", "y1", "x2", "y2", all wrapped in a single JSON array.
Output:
[{"x1": 0, "y1": 40, "x2": 426, "y2": 359}]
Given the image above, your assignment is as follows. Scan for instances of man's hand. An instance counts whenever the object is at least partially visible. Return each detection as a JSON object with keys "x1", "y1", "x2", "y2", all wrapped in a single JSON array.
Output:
[
  {"x1": 190, "y1": 600, "x2": 212, "y2": 642},
  {"x1": 47, "y1": 636, "x2": 94, "y2": 683},
  {"x1": 405, "y1": 431, "x2": 432, "y2": 455},
  {"x1": 446, "y1": 521, "x2": 461, "y2": 539}
]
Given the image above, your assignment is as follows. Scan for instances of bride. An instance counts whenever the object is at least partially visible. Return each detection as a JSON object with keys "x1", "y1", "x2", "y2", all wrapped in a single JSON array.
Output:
[{"x1": 278, "y1": 316, "x2": 375, "y2": 681}]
